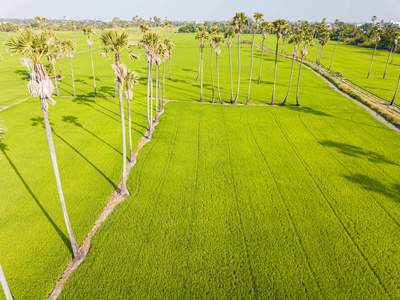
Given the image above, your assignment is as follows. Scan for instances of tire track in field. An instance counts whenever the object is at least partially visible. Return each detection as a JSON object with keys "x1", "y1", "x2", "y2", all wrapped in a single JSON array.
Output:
[
  {"x1": 271, "y1": 110, "x2": 390, "y2": 297},
  {"x1": 218, "y1": 106, "x2": 258, "y2": 298},
  {"x1": 299, "y1": 112, "x2": 400, "y2": 230},
  {"x1": 244, "y1": 110, "x2": 324, "y2": 298}
]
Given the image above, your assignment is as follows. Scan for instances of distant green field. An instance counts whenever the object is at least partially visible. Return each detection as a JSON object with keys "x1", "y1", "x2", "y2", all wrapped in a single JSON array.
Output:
[{"x1": 61, "y1": 102, "x2": 400, "y2": 299}]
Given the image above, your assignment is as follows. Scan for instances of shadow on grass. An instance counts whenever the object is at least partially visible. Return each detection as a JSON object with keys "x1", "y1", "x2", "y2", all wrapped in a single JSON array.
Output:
[
  {"x1": 14, "y1": 69, "x2": 30, "y2": 80},
  {"x1": 343, "y1": 173, "x2": 400, "y2": 201},
  {"x1": 31, "y1": 117, "x2": 118, "y2": 189},
  {"x1": 0, "y1": 141, "x2": 73, "y2": 255},
  {"x1": 319, "y1": 140, "x2": 399, "y2": 166}
]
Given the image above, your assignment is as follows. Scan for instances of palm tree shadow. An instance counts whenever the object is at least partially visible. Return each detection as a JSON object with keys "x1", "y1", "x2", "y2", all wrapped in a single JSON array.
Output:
[
  {"x1": 14, "y1": 69, "x2": 31, "y2": 80},
  {"x1": 289, "y1": 107, "x2": 333, "y2": 117},
  {"x1": 0, "y1": 141, "x2": 73, "y2": 255}
]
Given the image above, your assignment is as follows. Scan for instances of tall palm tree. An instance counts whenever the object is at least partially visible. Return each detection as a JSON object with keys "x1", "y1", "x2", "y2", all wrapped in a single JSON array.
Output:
[
  {"x1": 296, "y1": 26, "x2": 314, "y2": 106},
  {"x1": 247, "y1": 12, "x2": 263, "y2": 105},
  {"x1": 212, "y1": 36, "x2": 225, "y2": 104},
  {"x1": 231, "y1": 12, "x2": 249, "y2": 104},
  {"x1": 49, "y1": 55, "x2": 60, "y2": 96},
  {"x1": 257, "y1": 21, "x2": 271, "y2": 84},
  {"x1": 272, "y1": 19, "x2": 289, "y2": 104},
  {"x1": 391, "y1": 74, "x2": 400, "y2": 106},
  {"x1": 281, "y1": 34, "x2": 301, "y2": 106},
  {"x1": 329, "y1": 20, "x2": 342, "y2": 72},
  {"x1": 196, "y1": 30, "x2": 209, "y2": 102},
  {"x1": 5, "y1": 28, "x2": 82, "y2": 258},
  {"x1": 139, "y1": 33, "x2": 161, "y2": 139},
  {"x1": 390, "y1": 37, "x2": 399, "y2": 64},
  {"x1": 63, "y1": 39, "x2": 77, "y2": 96},
  {"x1": 195, "y1": 26, "x2": 206, "y2": 81},
  {"x1": 100, "y1": 30, "x2": 138, "y2": 197},
  {"x1": 316, "y1": 29, "x2": 330, "y2": 66},
  {"x1": 56, "y1": 40, "x2": 66, "y2": 78},
  {"x1": 154, "y1": 43, "x2": 164, "y2": 123},
  {"x1": 164, "y1": 39, "x2": 175, "y2": 80},
  {"x1": 367, "y1": 28, "x2": 383, "y2": 78},
  {"x1": 283, "y1": 27, "x2": 291, "y2": 54},
  {"x1": 208, "y1": 26, "x2": 219, "y2": 103},
  {"x1": 224, "y1": 31, "x2": 235, "y2": 103},
  {"x1": 124, "y1": 69, "x2": 140, "y2": 162},
  {"x1": 83, "y1": 27, "x2": 97, "y2": 97},
  {"x1": 157, "y1": 43, "x2": 168, "y2": 110}
]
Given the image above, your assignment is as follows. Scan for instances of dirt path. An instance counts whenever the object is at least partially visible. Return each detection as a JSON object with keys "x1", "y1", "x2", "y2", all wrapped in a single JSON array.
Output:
[
  {"x1": 47, "y1": 104, "x2": 168, "y2": 300},
  {"x1": 0, "y1": 97, "x2": 30, "y2": 112}
]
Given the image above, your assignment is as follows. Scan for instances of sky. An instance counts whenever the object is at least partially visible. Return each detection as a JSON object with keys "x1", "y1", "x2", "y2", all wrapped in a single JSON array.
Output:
[{"x1": 2, "y1": 0, "x2": 400, "y2": 23}]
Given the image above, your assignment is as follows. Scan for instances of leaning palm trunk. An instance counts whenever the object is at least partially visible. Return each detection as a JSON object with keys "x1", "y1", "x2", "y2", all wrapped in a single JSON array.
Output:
[
  {"x1": 246, "y1": 30, "x2": 256, "y2": 105},
  {"x1": 383, "y1": 46, "x2": 393, "y2": 79},
  {"x1": 228, "y1": 42, "x2": 233, "y2": 103},
  {"x1": 282, "y1": 50, "x2": 297, "y2": 106},
  {"x1": 234, "y1": 34, "x2": 241, "y2": 104},
  {"x1": 52, "y1": 60, "x2": 60, "y2": 96},
  {"x1": 390, "y1": 74, "x2": 400, "y2": 106},
  {"x1": 257, "y1": 35, "x2": 266, "y2": 84},
  {"x1": 67, "y1": 54, "x2": 76, "y2": 97},
  {"x1": 272, "y1": 36, "x2": 280, "y2": 104},
  {"x1": 124, "y1": 85, "x2": 134, "y2": 162},
  {"x1": 210, "y1": 45, "x2": 215, "y2": 103},
  {"x1": 216, "y1": 48, "x2": 222, "y2": 104},
  {"x1": 195, "y1": 46, "x2": 201, "y2": 81},
  {"x1": 296, "y1": 49, "x2": 306, "y2": 106},
  {"x1": 329, "y1": 33, "x2": 341, "y2": 72},
  {"x1": 200, "y1": 45, "x2": 204, "y2": 102},
  {"x1": 391, "y1": 42, "x2": 398, "y2": 64},
  {"x1": 88, "y1": 43, "x2": 97, "y2": 97},
  {"x1": 367, "y1": 40, "x2": 379, "y2": 78},
  {"x1": 0, "y1": 263, "x2": 13, "y2": 300}
]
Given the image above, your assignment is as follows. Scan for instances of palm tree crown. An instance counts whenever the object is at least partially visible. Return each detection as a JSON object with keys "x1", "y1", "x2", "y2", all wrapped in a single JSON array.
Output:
[
  {"x1": 273, "y1": 19, "x2": 290, "y2": 40},
  {"x1": 232, "y1": 12, "x2": 249, "y2": 35}
]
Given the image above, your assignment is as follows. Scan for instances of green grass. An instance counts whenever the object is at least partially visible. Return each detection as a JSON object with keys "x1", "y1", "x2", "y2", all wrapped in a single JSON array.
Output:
[
  {"x1": 61, "y1": 102, "x2": 400, "y2": 299},
  {"x1": 261, "y1": 35, "x2": 400, "y2": 103},
  {"x1": 0, "y1": 96, "x2": 148, "y2": 299}
]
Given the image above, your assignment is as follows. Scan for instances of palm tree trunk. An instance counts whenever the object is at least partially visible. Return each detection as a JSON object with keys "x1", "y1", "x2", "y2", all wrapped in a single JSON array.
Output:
[
  {"x1": 73, "y1": 29, "x2": 77, "y2": 54},
  {"x1": 247, "y1": 31, "x2": 256, "y2": 105},
  {"x1": 228, "y1": 45, "x2": 233, "y2": 103},
  {"x1": 126, "y1": 94, "x2": 134, "y2": 162},
  {"x1": 367, "y1": 43, "x2": 378, "y2": 78},
  {"x1": 319, "y1": 46, "x2": 324, "y2": 65},
  {"x1": 155, "y1": 63, "x2": 159, "y2": 122},
  {"x1": 169, "y1": 52, "x2": 172, "y2": 80},
  {"x1": 117, "y1": 81, "x2": 129, "y2": 196},
  {"x1": 146, "y1": 61, "x2": 151, "y2": 136},
  {"x1": 316, "y1": 44, "x2": 321, "y2": 64},
  {"x1": 52, "y1": 61, "x2": 60, "y2": 97},
  {"x1": 216, "y1": 53, "x2": 222, "y2": 104},
  {"x1": 200, "y1": 47, "x2": 204, "y2": 102},
  {"x1": 390, "y1": 74, "x2": 400, "y2": 106},
  {"x1": 163, "y1": 60, "x2": 166, "y2": 109},
  {"x1": 383, "y1": 46, "x2": 393, "y2": 79},
  {"x1": 195, "y1": 45, "x2": 201, "y2": 81},
  {"x1": 329, "y1": 34, "x2": 340, "y2": 72},
  {"x1": 158, "y1": 62, "x2": 162, "y2": 110},
  {"x1": 272, "y1": 37, "x2": 279, "y2": 104},
  {"x1": 282, "y1": 54, "x2": 295, "y2": 106},
  {"x1": 257, "y1": 36, "x2": 265, "y2": 84},
  {"x1": 41, "y1": 103, "x2": 81, "y2": 257},
  {"x1": 58, "y1": 58, "x2": 62, "y2": 78},
  {"x1": 296, "y1": 55, "x2": 304, "y2": 106},
  {"x1": 234, "y1": 34, "x2": 241, "y2": 104},
  {"x1": 150, "y1": 61, "x2": 154, "y2": 136},
  {"x1": 89, "y1": 45, "x2": 97, "y2": 97},
  {"x1": 391, "y1": 44, "x2": 397, "y2": 64},
  {"x1": 285, "y1": 40, "x2": 288, "y2": 54},
  {"x1": 211, "y1": 47, "x2": 215, "y2": 103},
  {"x1": 69, "y1": 57, "x2": 75, "y2": 97},
  {"x1": 0, "y1": 263, "x2": 13, "y2": 300},
  {"x1": 114, "y1": 82, "x2": 118, "y2": 98}
]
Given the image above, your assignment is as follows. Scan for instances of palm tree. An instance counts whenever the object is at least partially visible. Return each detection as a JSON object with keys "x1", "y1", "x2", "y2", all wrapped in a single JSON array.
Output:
[
  {"x1": 195, "y1": 26, "x2": 206, "y2": 81},
  {"x1": 316, "y1": 29, "x2": 330, "y2": 66},
  {"x1": 367, "y1": 28, "x2": 383, "y2": 78},
  {"x1": 224, "y1": 31, "x2": 235, "y2": 103},
  {"x1": 372, "y1": 16, "x2": 377, "y2": 25},
  {"x1": 212, "y1": 36, "x2": 225, "y2": 104},
  {"x1": 154, "y1": 43, "x2": 165, "y2": 123},
  {"x1": 5, "y1": 28, "x2": 82, "y2": 258},
  {"x1": 100, "y1": 30, "x2": 138, "y2": 197},
  {"x1": 329, "y1": 20, "x2": 342, "y2": 72},
  {"x1": 70, "y1": 21, "x2": 77, "y2": 54},
  {"x1": 196, "y1": 30, "x2": 209, "y2": 102},
  {"x1": 157, "y1": 43, "x2": 168, "y2": 110},
  {"x1": 247, "y1": 12, "x2": 263, "y2": 105},
  {"x1": 164, "y1": 39, "x2": 175, "y2": 80},
  {"x1": 281, "y1": 34, "x2": 301, "y2": 106},
  {"x1": 390, "y1": 74, "x2": 400, "y2": 106},
  {"x1": 83, "y1": 27, "x2": 97, "y2": 97},
  {"x1": 296, "y1": 26, "x2": 314, "y2": 106},
  {"x1": 63, "y1": 40, "x2": 77, "y2": 96},
  {"x1": 139, "y1": 24, "x2": 149, "y2": 35},
  {"x1": 272, "y1": 19, "x2": 289, "y2": 104},
  {"x1": 231, "y1": 12, "x2": 249, "y2": 104},
  {"x1": 257, "y1": 21, "x2": 271, "y2": 84},
  {"x1": 208, "y1": 27, "x2": 219, "y2": 103},
  {"x1": 49, "y1": 56, "x2": 60, "y2": 96},
  {"x1": 56, "y1": 40, "x2": 66, "y2": 78},
  {"x1": 390, "y1": 37, "x2": 399, "y2": 64},
  {"x1": 124, "y1": 69, "x2": 140, "y2": 162}
]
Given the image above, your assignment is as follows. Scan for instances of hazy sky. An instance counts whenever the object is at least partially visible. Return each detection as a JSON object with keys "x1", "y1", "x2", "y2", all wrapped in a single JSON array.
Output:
[{"x1": 3, "y1": 0, "x2": 400, "y2": 23}]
